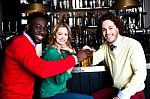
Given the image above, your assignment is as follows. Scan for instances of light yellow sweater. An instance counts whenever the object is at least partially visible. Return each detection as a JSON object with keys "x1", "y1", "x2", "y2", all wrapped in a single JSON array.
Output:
[{"x1": 93, "y1": 36, "x2": 147, "y2": 98}]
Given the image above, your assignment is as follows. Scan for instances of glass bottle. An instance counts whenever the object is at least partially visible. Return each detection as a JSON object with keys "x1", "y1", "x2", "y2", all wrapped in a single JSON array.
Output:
[
  {"x1": 90, "y1": 13, "x2": 96, "y2": 26},
  {"x1": 83, "y1": 12, "x2": 89, "y2": 27},
  {"x1": 83, "y1": 0, "x2": 88, "y2": 8},
  {"x1": 63, "y1": 0, "x2": 67, "y2": 9},
  {"x1": 59, "y1": 0, "x2": 63, "y2": 9},
  {"x1": 53, "y1": 13, "x2": 58, "y2": 26},
  {"x1": 66, "y1": 0, "x2": 70, "y2": 9},
  {"x1": 75, "y1": 14, "x2": 82, "y2": 27},
  {"x1": 52, "y1": 0, "x2": 58, "y2": 10},
  {"x1": 67, "y1": 12, "x2": 73, "y2": 27}
]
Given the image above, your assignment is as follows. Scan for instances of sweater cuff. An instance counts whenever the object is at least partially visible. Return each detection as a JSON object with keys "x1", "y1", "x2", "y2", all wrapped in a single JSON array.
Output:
[
  {"x1": 72, "y1": 55, "x2": 78, "y2": 64},
  {"x1": 117, "y1": 91, "x2": 130, "y2": 99}
]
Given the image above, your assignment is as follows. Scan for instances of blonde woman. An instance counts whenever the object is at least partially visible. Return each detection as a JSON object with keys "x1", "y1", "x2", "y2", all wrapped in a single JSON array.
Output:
[{"x1": 40, "y1": 22, "x2": 93, "y2": 99}]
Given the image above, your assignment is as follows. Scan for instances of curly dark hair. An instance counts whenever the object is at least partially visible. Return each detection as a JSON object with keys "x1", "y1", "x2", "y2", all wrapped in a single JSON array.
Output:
[{"x1": 97, "y1": 12, "x2": 124, "y2": 35}]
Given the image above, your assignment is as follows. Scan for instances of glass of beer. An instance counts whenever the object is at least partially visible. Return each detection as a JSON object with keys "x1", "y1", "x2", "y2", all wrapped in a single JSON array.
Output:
[{"x1": 81, "y1": 50, "x2": 93, "y2": 67}]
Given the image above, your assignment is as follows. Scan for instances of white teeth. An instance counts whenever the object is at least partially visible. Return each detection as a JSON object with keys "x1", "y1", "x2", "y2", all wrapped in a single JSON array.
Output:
[{"x1": 36, "y1": 35, "x2": 43, "y2": 40}]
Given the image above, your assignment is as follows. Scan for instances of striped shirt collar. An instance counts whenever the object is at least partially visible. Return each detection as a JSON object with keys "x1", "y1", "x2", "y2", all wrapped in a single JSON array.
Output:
[{"x1": 23, "y1": 32, "x2": 36, "y2": 47}]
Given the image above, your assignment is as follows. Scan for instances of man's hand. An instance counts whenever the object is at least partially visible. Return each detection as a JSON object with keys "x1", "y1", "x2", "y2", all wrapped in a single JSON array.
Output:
[{"x1": 76, "y1": 50, "x2": 88, "y2": 62}]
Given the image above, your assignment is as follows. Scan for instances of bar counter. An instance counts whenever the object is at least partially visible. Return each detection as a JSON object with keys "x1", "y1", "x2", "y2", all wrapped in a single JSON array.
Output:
[
  {"x1": 72, "y1": 63, "x2": 150, "y2": 73},
  {"x1": 67, "y1": 63, "x2": 150, "y2": 99}
]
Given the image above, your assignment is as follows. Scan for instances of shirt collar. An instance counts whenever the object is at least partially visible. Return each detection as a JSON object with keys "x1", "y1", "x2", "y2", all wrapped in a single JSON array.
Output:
[
  {"x1": 112, "y1": 34, "x2": 123, "y2": 47},
  {"x1": 23, "y1": 32, "x2": 36, "y2": 47}
]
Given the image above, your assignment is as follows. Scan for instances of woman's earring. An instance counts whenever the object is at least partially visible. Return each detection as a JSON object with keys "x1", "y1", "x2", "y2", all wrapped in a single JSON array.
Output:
[{"x1": 54, "y1": 36, "x2": 56, "y2": 38}]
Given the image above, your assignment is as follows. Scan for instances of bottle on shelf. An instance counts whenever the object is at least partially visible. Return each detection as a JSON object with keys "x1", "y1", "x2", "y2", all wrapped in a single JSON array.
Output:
[
  {"x1": 91, "y1": 0, "x2": 96, "y2": 8},
  {"x1": 96, "y1": 12, "x2": 101, "y2": 23},
  {"x1": 101, "y1": 0, "x2": 105, "y2": 8},
  {"x1": 83, "y1": 0, "x2": 88, "y2": 8},
  {"x1": 63, "y1": 0, "x2": 67, "y2": 9},
  {"x1": 66, "y1": 0, "x2": 70, "y2": 9},
  {"x1": 83, "y1": 30, "x2": 88, "y2": 45},
  {"x1": 52, "y1": 13, "x2": 59, "y2": 26},
  {"x1": 78, "y1": 29, "x2": 83, "y2": 47},
  {"x1": 61, "y1": 14, "x2": 67, "y2": 22},
  {"x1": 72, "y1": 12, "x2": 76, "y2": 27},
  {"x1": 67, "y1": 12, "x2": 74, "y2": 27},
  {"x1": 96, "y1": 0, "x2": 101, "y2": 8},
  {"x1": 75, "y1": 0, "x2": 80, "y2": 8},
  {"x1": 79, "y1": 0, "x2": 83, "y2": 8},
  {"x1": 59, "y1": 0, "x2": 63, "y2": 9},
  {"x1": 75, "y1": 14, "x2": 83, "y2": 28},
  {"x1": 74, "y1": 31, "x2": 80, "y2": 47},
  {"x1": 83, "y1": 12, "x2": 89, "y2": 27},
  {"x1": 72, "y1": 0, "x2": 76, "y2": 9},
  {"x1": 90, "y1": 13, "x2": 96, "y2": 26},
  {"x1": 52, "y1": 0, "x2": 58, "y2": 10}
]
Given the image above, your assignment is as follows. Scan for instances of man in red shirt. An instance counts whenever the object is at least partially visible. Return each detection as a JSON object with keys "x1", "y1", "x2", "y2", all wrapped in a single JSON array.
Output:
[{"x1": 0, "y1": 12, "x2": 87, "y2": 99}]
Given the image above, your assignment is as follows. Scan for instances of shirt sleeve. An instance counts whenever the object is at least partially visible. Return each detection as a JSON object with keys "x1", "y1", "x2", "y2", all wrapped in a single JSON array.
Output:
[
  {"x1": 117, "y1": 91, "x2": 130, "y2": 99},
  {"x1": 9, "y1": 41, "x2": 76, "y2": 78},
  {"x1": 93, "y1": 45, "x2": 105, "y2": 65}
]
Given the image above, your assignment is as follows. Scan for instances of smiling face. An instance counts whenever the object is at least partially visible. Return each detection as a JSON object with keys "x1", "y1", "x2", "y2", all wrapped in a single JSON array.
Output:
[
  {"x1": 55, "y1": 27, "x2": 69, "y2": 46},
  {"x1": 28, "y1": 17, "x2": 47, "y2": 44},
  {"x1": 102, "y1": 20, "x2": 119, "y2": 44}
]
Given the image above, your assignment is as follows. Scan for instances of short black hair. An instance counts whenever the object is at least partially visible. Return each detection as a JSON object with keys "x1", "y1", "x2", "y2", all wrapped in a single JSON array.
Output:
[{"x1": 27, "y1": 12, "x2": 48, "y2": 24}]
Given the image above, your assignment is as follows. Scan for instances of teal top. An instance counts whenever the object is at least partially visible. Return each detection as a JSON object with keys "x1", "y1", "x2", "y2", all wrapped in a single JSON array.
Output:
[{"x1": 40, "y1": 46, "x2": 72, "y2": 98}]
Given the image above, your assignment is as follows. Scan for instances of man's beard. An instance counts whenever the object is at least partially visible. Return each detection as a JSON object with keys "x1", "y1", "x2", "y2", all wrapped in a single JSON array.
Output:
[{"x1": 26, "y1": 31, "x2": 38, "y2": 44}]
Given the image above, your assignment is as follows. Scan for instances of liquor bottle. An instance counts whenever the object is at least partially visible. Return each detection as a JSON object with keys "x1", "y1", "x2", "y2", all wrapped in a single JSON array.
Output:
[
  {"x1": 78, "y1": 29, "x2": 83, "y2": 47},
  {"x1": 75, "y1": 14, "x2": 82, "y2": 27},
  {"x1": 108, "y1": 0, "x2": 113, "y2": 7},
  {"x1": 83, "y1": 0, "x2": 88, "y2": 8},
  {"x1": 89, "y1": 0, "x2": 93, "y2": 8},
  {"x1": 79, "y1": 0, "x2": 83, "y2": 8},
  {"x1": 76, "y1": 0, "x2": 80, "y2": 8},
  {"x1": 59, "y1": 0, "x2": 63, "y2": 9},
  {"x1": 66, "y1": 0, "x2": 70, "y2": 9},
  {"x1": 63, "y1": 0, "x2": 67, "y2": 9},
  {"x1": 83, "y1": 30, "x2": 88, "y2": 45},
  {"x1": 104, "y1": 0, "x2": 108, "y2": 7},
  {"x1": 67, "y1": 12, "x2": 73, "y2": 27},
  {"x1": 52, "y1": 0, "x2": 58, "y2": 9},
  {"x1": 72, "y1": 0, "x2": 76, "y2": 9},
  {"x1": 96, "y1": 12, "x2": 101, "y2": 22},
  {"x1": 62, "y1": 14, "x2": 67, "y2": 23},
  {"x1": 83, "y1": 12, "x2": 89, "y2": 27},
  {"x1": 71, "y1": 31, "x2": 75, "y2": 47},
  {"x1": 101, "y1": 0, "x2": 105, "y2": 8},
  {"x1": 53, "y1": 13, "x2": 58, "y2": 26},
  {"x1": 48, "y1": 0, "x2": 53, "y2": 10},
  {"x1": 96, "y1": 0, "x2": 101, "y2": 8},
  {"x1": 72, "y1": 12, "x2": 76, "y2": 27},
  {"x1": 74, "y1": 31, "x2": 80, "y2": 47},
  {"x1": 92, "y1": 0, "x2": 96, "y2": 8},
  {"x1": 90, "y1": 13, "x2": 96, "y2": 26}
]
